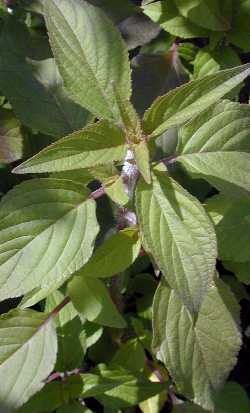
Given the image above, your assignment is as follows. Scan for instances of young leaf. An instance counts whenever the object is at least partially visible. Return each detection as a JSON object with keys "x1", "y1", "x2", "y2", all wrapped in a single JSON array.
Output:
[
  {"x1": 143, "y1": 64, "x2": 250, "y2": 137},
  {"x1": 0, "y1": 178, "x2": 99, "y2": 301},
  {"x1": 153, "y1": 279, "x2": 241, "y2": 410},
  {"x1": 135, "y1": 166, "x2": 217, "y2": 314},
  {"x1": 15, "y1": 382, "x2": 63, "y2": 413},
  {"x1": 177, "y1": 100, "x2": 250, "y2": 154},
  {"x1": 177, "y1": 152, "x2": 250, "y2": 196},
  {"x1": 72, "y1": 227, "x2": 141, "y2": 279},
  {"x1": 0, "y1": 309, "x2": 57, "y2": 413},
  {"x1": 0, "y1": 109, "x2": 23, "y2": 164},
  {"x1": 104, "y1": 175, "x2": 129, "y2": 206},
  {"x1": 68, "y1": 276, "x2": 126, "y2": 328},
  {"x1": 44, "y1": 0, "x2": 131, "y2": 121},
  {"x1": 80, "y1": 364, "x2": 166, "y2": 408},
  {"x1": 13, "y1": 120, "x2": 127, "y2": 174},
  {"x1": 133, "y1": 140, "x2": 152, "y2": 184},
  {"x1": 205, "y1": 194, "x2": 250, "y2": 262}
]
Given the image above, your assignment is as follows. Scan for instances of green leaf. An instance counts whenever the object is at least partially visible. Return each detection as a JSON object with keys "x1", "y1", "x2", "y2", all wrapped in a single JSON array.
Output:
[
  {"x1": 152, "y1": 279, "x2": 241, "y2": 410},
  {"x1": 44, "y1": 0, "x2": 131, "y2": 120},
  {"x1": 57, "y1": 402, "x2": 93, "y2": 413},
  {"x1": 0, "y1": 309, "x2": 57, "y2": 412},
  {"x1": 16, "y1": 376, "x2": 85, "y2": 413},
  {"x1": 228, "y1": 0, "x2": 250, "y2": 52},
  {"x1": 72, "y1": 227, "x2": 141, "y2": 279},
  {"x1": 45, "y1": 290, "x2": 84, "y2": 371},
  {"x1": 134, "y1": 140, "x2": 152, "y2": 184},
  {"x1": 104, "y1": 175, "x2": 129, "y2": 206},
  {"x1": 0, "y1": 178, "x2": 99, "y2": 301},
  {"x1": 223, "y1": 261, "x2": 250, "y2": 285},
  {"x1": 110, "y1": 338, "x2": 145, "y2": 373},
  {"x1": 13, "y1": 120, "x2": 127, "y2": 174},
  {"x1": 213, "y1": 381, "x2": 250, "y2": 413},
  {"x1": 0, "y1": 109, "x2": 23, "y2": 164},
  {"x1": 177, "y1": 100, "x2": 250, "y2": 154},
  {"x1": 193, "y1": 47, "x2": 241, "y2": 79},
  {"x1": 175, "y1": 0, "x2": 230, "y2": 31},
  {"x1": 68, "y1": 276, "x2": 126, "y2": 328},
  {"x1": 80, "y1": 364, "x2": 166, "y2": 408},
  {"x1": 87, "y1": 0, "x2": 136, "y2": 23},
  {"x1": 143, "y1": 64, "x2": 250, "y2": 137},
  {"x1": 135, "y1": 166, "x2": 217, "y2": 314},
  {"x1": 205, "y1": 194, "x2": 250, "y2": 262},
  {"x1": 143, "y1": 1, "x2": 208, "y2": 39},
  {"x1": 0, "y1": 20, "x2": 91, "y2": 137},
  {"x1": 177, "y1": 152, "x2": 250, "y2": 196},
  {"x1": 172, "y1": 402, "x2": 209, "y2": 412},
  {"x1": 14, "y1": 382, "x2": 63, "y2": 413}
]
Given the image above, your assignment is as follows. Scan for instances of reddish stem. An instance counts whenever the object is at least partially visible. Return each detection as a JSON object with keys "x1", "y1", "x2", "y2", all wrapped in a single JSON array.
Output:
[{"x1": 89, "y1": 186, "x2": 106, "y2": 200}]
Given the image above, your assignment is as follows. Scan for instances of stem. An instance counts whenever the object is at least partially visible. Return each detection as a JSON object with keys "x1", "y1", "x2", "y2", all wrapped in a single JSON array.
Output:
[
  {"x1": 39, "y1": 296, "x2": 71, "y2": 331},
  {"x1": 88, "y1": 186, "x2": 106, "y2": 200},
  {"x1": 161, "y1": 155, "x2": 177, "y2": 166},
  {"x1": 146, "y1": 358, "x2": 165, "y2": 383}
]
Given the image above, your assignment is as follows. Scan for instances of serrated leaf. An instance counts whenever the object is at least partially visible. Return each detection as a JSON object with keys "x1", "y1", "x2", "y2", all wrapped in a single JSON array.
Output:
[
  {"x1": 134, "y1": 140, "x2": 152, "y2": 184},
  {"x1": 44, "y1": 0, "x2": 131, "y2": 121},
  {"x1": 152, "y1": 279, "x2": 241, "y2": 410},
  {"x1": 0, "y1": 109, "x2": 23, "y2": 164},
  {"x1": 0, "y1": 309, "x2": 57, "y2": 413},
  {"x1": 205, "y1": 194, "x2": 250, "y2": 262},
  {"x1": 45, "y1": 290, "x2": 84, "y2": 371},
  {"x1": 143, "y1": 64, "x2": 250, "y2": 137},
  {"x1": 13, "y1": 120, "x2": 127, "y2": 174},
  {"x1": 0, "y1": 20, "x2": 91, "y2": 137},
  {"x1": 177, "y1": 100, "x2": 250, "y2": 154},
  {"x1": 72, "y1": 227, "x2": 141, "y2": 279},
  {"x1": 0, "y1": 178, "x2": 99, "y2": 301},
  {"x1": 80, "y1": 364, "x2": 166, "y2": 408},
  {"x1": 143, "y1": 1, "x2": 208, "y2": 39},
  {"x1": 177, "y1": 152, "x2": 250, "y2": 196},
  {"x1": 135, "y1": 166, "x2": 217, "y2": 314},
  {"x1": 68, "y1": 276, "x2": 126, "y2": 328}
]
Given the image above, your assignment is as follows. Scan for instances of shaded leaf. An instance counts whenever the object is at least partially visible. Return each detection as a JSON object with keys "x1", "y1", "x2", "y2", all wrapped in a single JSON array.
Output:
[
  {"x1": 205, "y1": 194, "x2": 250, "y2": 262},
  {"x1": 80, "y1": 364, "x2": 166, "y2": 409},
  {"x1": 44, "y1": 0, "x2": 131, "y2": 121},
  {"x1": 0, "y1": 109, "x2": 23, "y2": 164},
  {"x1": 68, "y1": 276, "x2": 126, "y2": 328},
  {"x1": 73, "y1": 227, "x2": 141, "y2": 279},
  {"x1": 0, "y1": 20, "x2": 91, "y2": 137}
]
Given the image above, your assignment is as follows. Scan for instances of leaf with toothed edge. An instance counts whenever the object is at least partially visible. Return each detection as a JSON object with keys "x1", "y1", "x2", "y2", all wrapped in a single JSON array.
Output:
[
  {"x1": 0, "y1": 309, "x2": 57, "y2": 413},
  {"x1": 0, "y1": 178, "x2": 99, "y2": 301}
]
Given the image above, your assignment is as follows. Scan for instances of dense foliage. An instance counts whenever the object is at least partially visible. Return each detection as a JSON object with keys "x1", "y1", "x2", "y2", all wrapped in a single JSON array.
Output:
[{"x1": 0, "y1": 0, "x2": 250, "y2": 412}]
